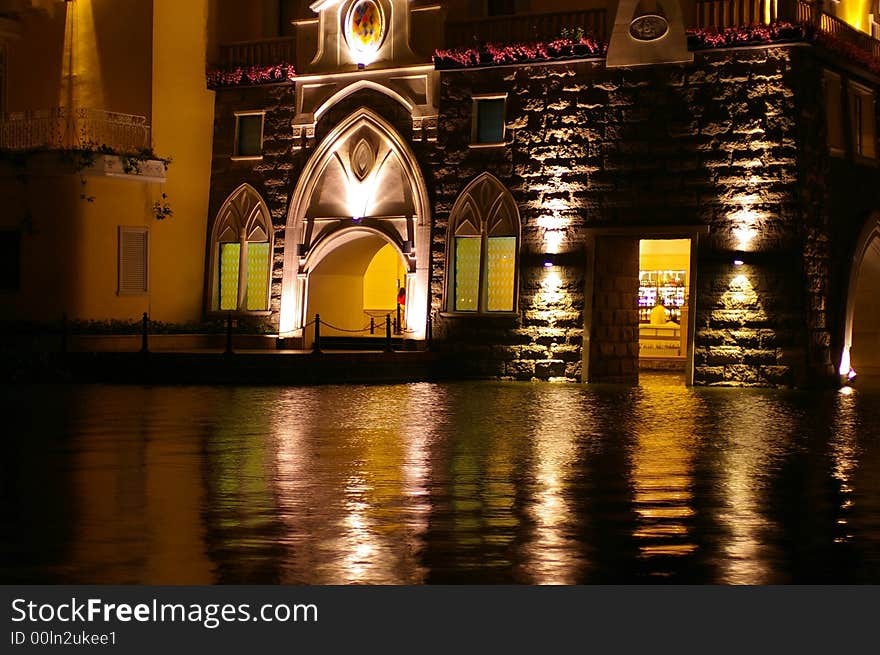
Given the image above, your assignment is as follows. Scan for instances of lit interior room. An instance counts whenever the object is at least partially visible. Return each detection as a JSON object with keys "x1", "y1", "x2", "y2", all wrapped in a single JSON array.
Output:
[{"x1": 638, "y1": 239, "x2": 691, "y2": 369}]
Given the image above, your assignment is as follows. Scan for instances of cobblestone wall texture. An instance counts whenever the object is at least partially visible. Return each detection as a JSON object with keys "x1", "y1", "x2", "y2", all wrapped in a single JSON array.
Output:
[{"x1": 209, "y1": 44, "x2": 880, "y2": 387}]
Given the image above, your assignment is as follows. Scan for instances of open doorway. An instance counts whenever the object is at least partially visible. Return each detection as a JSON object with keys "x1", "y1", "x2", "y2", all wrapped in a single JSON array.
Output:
[
  {"x1": 638, "y1": 239, "x2": 692, "y2": 373},
  {"x1": 843, "y1": 218, "x2": 880, "y2": 379},
  {"x1": 306, "y1": 233, "x2": 408, "y2": 346}
]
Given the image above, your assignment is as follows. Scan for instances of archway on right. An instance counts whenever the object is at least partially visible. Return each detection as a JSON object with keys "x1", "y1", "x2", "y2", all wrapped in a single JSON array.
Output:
[{"x1": 842, "y1": 215, "x2": 880, "y2": 380}]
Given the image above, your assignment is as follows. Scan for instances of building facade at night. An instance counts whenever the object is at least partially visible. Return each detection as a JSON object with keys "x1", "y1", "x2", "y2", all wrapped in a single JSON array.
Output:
[
  {"x1": 206, "y1": 0, "x2": 880, "y2": 386},
  {"x1": 2, "y1": 0, "x2": 880, "y2": 386}
]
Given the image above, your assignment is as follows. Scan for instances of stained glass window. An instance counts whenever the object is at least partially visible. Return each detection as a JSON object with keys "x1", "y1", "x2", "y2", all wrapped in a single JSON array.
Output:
[
  {"x1": 486, "y1": 237, "x2": 516, "y2": 311},
  {"x1": 212, "y1": 185, "x2": 273, "y2": 312},
  {"x1": 246, "y1": 242, "x2": 270, "y2": 310},
  {"x1": 219, "y1": 243, "x2": 241, "y2": 311},
  {"x1": 448, "y1": 174, "x2": 520, "y2": 314},
  {"x1": 347, "y1": 0, "x2": 384, "y2": 55},
  {"x1": 454, "y1": 237, "x2": 481, "y2": 311}
]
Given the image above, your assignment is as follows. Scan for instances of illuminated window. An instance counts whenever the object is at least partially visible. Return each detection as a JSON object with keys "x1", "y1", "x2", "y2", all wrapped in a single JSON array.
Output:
[
  {"x1": 118, "y1": 227, "x2": 149, "y2": 295},
  {"x1": 848, "y1": 82, "x2": 876, "y2": 159},
  {"x1": 211, "y1": 185, "x2": 273, "y2": 312},
  {"x1": 234, "y1": 112, "x2": 265, "y2": 159},
  {"x1": 471, "y1": 95, "x2": 506, "y2": 146},
  {"x1": 0, "y1": 230, "x2": 20, "y2": 291},
  {"x1": 823, "y1": 70, "x2": 845, "y2": 157},
  {"x1": 447, "y1": 173, "x2": 520, "y2": 313}
]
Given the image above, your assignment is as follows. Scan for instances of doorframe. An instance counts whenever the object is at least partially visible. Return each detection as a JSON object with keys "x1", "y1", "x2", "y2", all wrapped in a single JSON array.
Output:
[{"x1": 582, "y1": 225, "x2": 709, "y2": 386}]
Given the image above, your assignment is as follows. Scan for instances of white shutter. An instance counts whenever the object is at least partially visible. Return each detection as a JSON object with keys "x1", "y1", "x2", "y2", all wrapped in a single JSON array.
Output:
[{"x1": 118, "y1": 227, "x2": 149, "y2": 294}]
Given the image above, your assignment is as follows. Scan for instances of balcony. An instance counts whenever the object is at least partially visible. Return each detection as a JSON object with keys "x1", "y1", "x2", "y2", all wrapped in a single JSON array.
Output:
[
  {"x1": 218, "y1": 36, "x2": 298, "y2": 68},
  {"x1": 0, "y1": 107, "x2": 165, "y2": 182},
  {"x1": 445, "y1": 9, "x2": 609, "y2": 48},
  {"x1": 0, "y1": 107, "x2": 151, "y2": 153}
]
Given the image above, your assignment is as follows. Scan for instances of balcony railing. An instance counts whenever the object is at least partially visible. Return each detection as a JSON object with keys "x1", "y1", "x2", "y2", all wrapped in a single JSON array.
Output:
[
  {"x1": 444, "y1": 9, "x2": 608, "y2": 48},
  {"x1": 219, "y1": 36, "x2": 297, "y2": 68},
  {"x1": 819, "y1": 10, "x2": 880, "y2": 59},
  {"x1": 694, "y1": 0, "x2": 777, "y2": 29},
  {"x1": 0, "y1": 107, "x2": 150, "y2": 153}
]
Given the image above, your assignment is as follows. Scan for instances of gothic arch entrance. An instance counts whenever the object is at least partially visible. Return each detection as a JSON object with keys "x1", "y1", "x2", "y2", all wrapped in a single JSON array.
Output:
[
  {"x1": 841, "y1": 213, "x2": 880, "y2": 379},
  {"x1": 279, "y1": 108, "x2": 431, "y2": 343}
]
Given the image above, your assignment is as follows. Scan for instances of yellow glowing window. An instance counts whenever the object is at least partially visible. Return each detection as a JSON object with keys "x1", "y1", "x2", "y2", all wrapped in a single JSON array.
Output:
[
  {"x1": 245, "y1": 242, "x2": 270, "y2": 310},
  {"x1": 486, "y1": 237, "x2": 516, "y2": 311},
  {"x1": 454, "y1": 237, "x2": 481, "y2": 311},
  {"x1": 219, "y1": 243, "x2": 241, "y2": 311}
]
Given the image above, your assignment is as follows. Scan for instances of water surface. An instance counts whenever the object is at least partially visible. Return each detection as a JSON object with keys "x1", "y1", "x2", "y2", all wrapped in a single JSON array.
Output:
[{"x1": 2, "y1": 374, "x2": 879, "y2": 584}]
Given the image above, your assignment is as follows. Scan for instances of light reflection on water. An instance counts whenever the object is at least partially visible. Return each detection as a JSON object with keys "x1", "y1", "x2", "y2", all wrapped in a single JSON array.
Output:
[{"x1": 2, "y1": 374, "x2": 880, "y2": 584}]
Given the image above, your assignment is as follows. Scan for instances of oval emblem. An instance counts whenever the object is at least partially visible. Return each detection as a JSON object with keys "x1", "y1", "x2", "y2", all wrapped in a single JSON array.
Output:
[
  {"x1": 346, "y1": 0, "x2": 385, "y2": 57},
  {"x1": 629, "y1": 15, "x2": 669, "y2": 41}
]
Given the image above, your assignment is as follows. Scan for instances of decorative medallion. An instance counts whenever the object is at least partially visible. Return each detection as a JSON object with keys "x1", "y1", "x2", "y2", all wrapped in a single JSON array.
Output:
[
  {"x1": 629, "y1": 14, "x2": 669, "y2": 41},
  {"x1": 352, "y1": 138, "x2": 375, "y2": 181},
  {"x1": 345, "y1": 0, "x2": 385, "y2": 60}
]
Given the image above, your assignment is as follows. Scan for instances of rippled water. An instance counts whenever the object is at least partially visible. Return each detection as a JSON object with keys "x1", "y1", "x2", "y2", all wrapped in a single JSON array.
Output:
[{"x1": 2, "y1": 374, "x2": 879, "y2": 584}]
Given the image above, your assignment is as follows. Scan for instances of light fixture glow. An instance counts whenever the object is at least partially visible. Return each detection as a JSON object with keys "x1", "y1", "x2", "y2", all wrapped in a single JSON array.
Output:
[{"x1": 733, "y1": 259, "x2": 744, "y2": 267}]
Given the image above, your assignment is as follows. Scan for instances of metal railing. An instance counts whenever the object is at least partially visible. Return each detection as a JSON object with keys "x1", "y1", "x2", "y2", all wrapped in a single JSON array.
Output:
[
  {"x1": 444, "y1": 9, "x2": 608, "y2": 47},
  {"x1": 819, "y1": 10, "x2": 880, "y2": 59},
  {"x1": 0, "y1": 107, "x2": 150, "y2": 152},
  {"x1": 694, "y1": 0, "x2": 777, "y2": 29},
  {"x1": 219, "y1": 36, "x2": 297, "y2": 67}
]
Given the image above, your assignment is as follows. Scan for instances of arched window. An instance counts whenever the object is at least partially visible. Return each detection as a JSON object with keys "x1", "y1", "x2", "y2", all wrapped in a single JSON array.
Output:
[
  {"x1": 211, "y1": 184, "x2": 273, "y2": 312},
  {"x1": 447, "y1": 174, "x2": 520, "y2": 313}
]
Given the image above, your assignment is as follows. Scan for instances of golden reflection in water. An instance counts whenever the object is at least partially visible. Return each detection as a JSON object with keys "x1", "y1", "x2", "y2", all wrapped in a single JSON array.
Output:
[
  {"x1": 272, "y1": 384, "x2": 435, "y2": 584},
  {"x1": 830, "y1": 388, "x2": 859, "y2": 543},
  {"x1": 715, "y1": 394, "x2": 792, "y2": 585},
  {"x1": 70, "y1": 388, "x2": 214, "y2": 584},
  {"x1": 631, "y1": 374, "x2": 698, "y2": 567},
  {"x1": 522, "y1": 388, "x2": 584, "y2": 584}
]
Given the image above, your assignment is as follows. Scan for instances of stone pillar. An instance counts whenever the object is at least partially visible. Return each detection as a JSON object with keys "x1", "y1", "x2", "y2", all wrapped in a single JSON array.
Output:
[{"x1": 588, "y1": 237, "x2": 640, "y2": 384}]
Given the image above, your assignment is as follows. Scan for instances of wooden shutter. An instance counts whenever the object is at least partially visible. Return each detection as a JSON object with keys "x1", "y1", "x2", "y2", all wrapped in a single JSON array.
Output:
[{"x1": 119, "y1": 227, "x2": 148, "y2": 294}]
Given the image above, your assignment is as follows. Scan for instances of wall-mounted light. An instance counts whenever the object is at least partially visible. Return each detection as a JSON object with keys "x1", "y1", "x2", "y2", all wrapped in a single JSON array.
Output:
[
  {"x1": 733, "y1": 258, "x2": 744, "y2": 267},
  {"x1": 543, "y1": 258, "x2": 555, "y2": 268},
  {"x1": 732, "y1": 251, "x2": 746, "y2": 266}
]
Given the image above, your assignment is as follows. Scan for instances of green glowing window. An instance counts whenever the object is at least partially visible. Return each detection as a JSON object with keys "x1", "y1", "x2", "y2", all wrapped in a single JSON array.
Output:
[
  {"x1": 454, "y1": 237, "x2": 481, "y2": 311},
  {"x1": 245, "y1": 242, "x2": 270, "y2": 310},
  {"x1": 448, "y1": 174, "x2": 519, "y2": 314},
  {"x1": 486, "y1": 236, "x2": 516, "y2": 312},
  {"x1": 235, "y1": 113, "x2": 264, "y2": 158},
  {"x1": 212, "y1": 185, "x2": 273, "y2": 312},
  {"x1": 219, "y1": 243, "x2": 241, "y2": 310},
  {"x1": 474, "y1": 98, "x2": 505, "y2": 145}
]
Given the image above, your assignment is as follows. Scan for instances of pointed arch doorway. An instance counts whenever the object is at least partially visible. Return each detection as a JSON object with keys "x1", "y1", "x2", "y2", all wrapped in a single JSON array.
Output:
[
  {"x1": 841, "y1": 213, "x2": 880, "y2": 380},
  {"x1": 279, "y1": 108, "x2": 431, "y2": 347}
]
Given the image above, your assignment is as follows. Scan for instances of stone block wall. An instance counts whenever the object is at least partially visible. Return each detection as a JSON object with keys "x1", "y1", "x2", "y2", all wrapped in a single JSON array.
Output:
[{"x1": 429, "y1": 47, "x2": 822, "y2": 386}]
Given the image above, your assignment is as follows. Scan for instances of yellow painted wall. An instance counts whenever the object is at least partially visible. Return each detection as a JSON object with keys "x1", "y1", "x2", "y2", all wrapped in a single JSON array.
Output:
[
  {"x1": 639, "y1": 239, "x2": 691, "y2": 273},
  {"x1": 6, "y1": 0, "x2": 152, "y2": 118},
  {"x1": 308, "y1": 273, "x2": 366, "y2": 335},
  {"x1": 150, "y1": 0, "x2": 215, "y2": 322},
  {"x1": 0, "y1": 172, "x2": 153, "y2": 321},
  {"x1": 1, "y1": 0, "x2": 213, "y2": 325},
  {"x1": 363, "y1": 243, "x2": 404, "y2": 309},
  {"x1": 835, "y1": 0, "x2": 874, "y2": 34}
]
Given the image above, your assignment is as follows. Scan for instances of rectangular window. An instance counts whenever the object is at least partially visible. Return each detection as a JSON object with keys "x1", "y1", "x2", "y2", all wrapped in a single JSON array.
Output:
[
  {"x1": 219, "y1": 242, "x2": 241, "y2": 310},
  {"x1": 472, "y1": 96, "x2": 506, "y2": 146},
  {"x1": 486, "y1": 236, "x2": 516, "y2": 312},
  {"x1": 234, "y1": 113, "x2": 265, "y2": 158},
  {"x1": 454, "y1": 236, "x2": 481, "y2": 311},
  {"x1": 118, "y1": 227, "x2": 149, "y2": 295},
  {"x1": 849, "y1": 82, "x2": 876, "y2": 159},
  {"x1": 0, "y1": 230, "x2": 21, "y2": 292},
  {"x1": 245, "y1": 242, "x2": 270, "y2": 310},
  {"x1": 824, "y1": 70, "x2": 845, "y2": 157}
]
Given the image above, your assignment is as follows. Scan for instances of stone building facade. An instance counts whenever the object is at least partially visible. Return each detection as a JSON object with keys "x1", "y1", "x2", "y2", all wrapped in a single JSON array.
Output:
[{"x1": 206, "y1": 0, "x2": 880, "y2": 387}]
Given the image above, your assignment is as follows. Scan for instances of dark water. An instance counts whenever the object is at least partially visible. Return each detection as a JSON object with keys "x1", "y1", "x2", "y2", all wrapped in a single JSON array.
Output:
[{"x1": 2, "y1": 374, "x2": 879, "y2": 584}]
